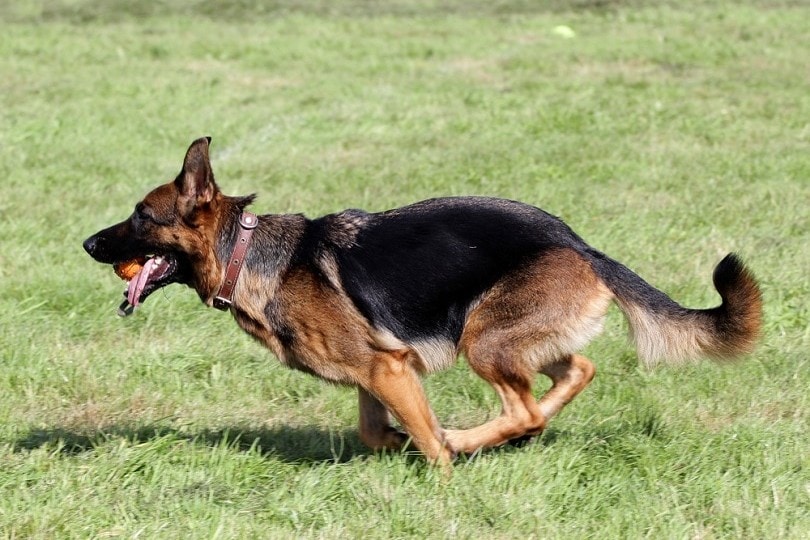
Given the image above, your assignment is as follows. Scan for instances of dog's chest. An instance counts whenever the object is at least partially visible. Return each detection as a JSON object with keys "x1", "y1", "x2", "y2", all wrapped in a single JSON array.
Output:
[{"x1": 232, "y1": 282, "x2": 379, "y2": 386}]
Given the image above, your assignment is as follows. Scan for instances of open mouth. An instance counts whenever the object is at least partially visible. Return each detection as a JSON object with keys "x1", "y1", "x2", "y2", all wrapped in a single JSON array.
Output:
[{"x1": 116, "y1": 254, "x2": 182, "y2": 316}]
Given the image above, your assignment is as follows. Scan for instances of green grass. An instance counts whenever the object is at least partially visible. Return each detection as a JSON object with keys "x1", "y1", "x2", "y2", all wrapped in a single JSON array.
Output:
[{"x1": 1, "y1": 1, "x2": 808, "y2": 537}]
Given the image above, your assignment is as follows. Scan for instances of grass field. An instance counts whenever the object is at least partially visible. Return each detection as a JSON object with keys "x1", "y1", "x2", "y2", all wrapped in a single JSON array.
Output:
[{"x1": 1, "y1": 1, "x2": 808, "y2": 538}]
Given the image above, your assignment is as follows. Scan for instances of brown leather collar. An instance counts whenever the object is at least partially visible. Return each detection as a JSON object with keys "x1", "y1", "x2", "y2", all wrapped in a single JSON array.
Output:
[{"x1": 213, "y1": 211, "x2": 258, "y2": 311}]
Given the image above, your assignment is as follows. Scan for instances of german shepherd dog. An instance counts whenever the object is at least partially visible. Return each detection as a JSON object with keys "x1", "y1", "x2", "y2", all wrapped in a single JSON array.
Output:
[{"x1": 83, "y1": 137, "x2": 762, "y2": 465}]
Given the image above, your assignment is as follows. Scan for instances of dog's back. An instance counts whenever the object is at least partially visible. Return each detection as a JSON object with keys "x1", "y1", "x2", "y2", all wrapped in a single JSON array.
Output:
[{"x1": 331, "y1": 197, "x2": 585, "y2": 345}]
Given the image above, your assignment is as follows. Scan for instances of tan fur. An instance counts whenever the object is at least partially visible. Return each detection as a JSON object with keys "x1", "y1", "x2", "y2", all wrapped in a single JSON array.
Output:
[
  {"x1": 460, "y1": 249, "x2": 613, "y2": 371},
  {"x1": 410, "y1": 338, "x2": 458, "y2": 373},
  {"x1": 442, "y1": 249, "x2": 613, "y2": 453},
  {"x1": 367, "y1": 330, "x2": 456, "y2": 374},
  {"x1": 615, "y1": 301, "x2": 708, "y2": 368},
  {"x1": 232, "y1": 266, "x2": 453, "y2": 465},
  {"x1": 357, "y1": 388, "x2": 407, "y2": 450}
]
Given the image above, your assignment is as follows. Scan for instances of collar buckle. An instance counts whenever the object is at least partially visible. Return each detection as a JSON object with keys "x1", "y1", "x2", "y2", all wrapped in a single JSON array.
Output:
[{"x1": 212, "y1": 296, "x2": 232, "y2": 311}]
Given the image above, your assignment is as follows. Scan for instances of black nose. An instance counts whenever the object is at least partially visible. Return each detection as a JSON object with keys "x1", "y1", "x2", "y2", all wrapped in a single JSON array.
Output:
[{"x1": 83, "y1": 236, "x2": 98, "y2": 256}]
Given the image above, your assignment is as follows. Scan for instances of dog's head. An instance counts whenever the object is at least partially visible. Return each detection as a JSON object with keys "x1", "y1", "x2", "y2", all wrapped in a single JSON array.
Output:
[{"x1": 83, "y1": 137, "x2": 230, "y2": 308}]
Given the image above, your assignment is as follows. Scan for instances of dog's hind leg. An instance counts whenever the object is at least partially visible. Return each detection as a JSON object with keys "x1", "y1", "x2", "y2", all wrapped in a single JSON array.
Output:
[
  {"x1": 502, "y1": 354, "x2": 596, "y2": 447},
  {"x1": 357, "y1": 387, "x2": 407, "y2": 451},
  {"x1": 445, "y1": 249, "x2": 611, "y2": 455},
  {"x1": 537, "y1": 354, "x2": 596, "y2": 421},
  {"x1": 442, "y1": 354, "x2": 596, "y2": 454},
  {"x1": 443, "y1": 346, "x2": 547, "y2": 454}
]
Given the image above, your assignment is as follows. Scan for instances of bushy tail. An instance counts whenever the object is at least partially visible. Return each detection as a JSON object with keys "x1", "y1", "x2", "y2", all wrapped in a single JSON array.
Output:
[{"x1": 586, "y1": 251, "x2": 762, "y2": 368}]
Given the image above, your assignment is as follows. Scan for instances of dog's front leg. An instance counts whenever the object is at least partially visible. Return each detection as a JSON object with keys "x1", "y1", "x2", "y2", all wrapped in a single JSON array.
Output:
[
  {"x1": 363, "y1": 350, "x2": 453, "y2": 467},
  {"x1": 357, "y1": 387, "x2": 408, "y2": 451}
]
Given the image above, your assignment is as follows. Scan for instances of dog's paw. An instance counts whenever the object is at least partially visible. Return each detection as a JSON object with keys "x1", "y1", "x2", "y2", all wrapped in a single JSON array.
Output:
[{"x1": 360, "y1": 426, "x2": 408, "y2": 451}]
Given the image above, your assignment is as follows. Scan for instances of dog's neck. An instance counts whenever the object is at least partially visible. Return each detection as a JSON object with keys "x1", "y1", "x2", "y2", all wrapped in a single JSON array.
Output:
[
  {"x1": 203, "y1": 198, "x2": 306, "y2": 310},
  {"x1": 213, "y1": 197, "x2": 256, "y2": 276},
  {"x1": 212, "y1": 211, "x2": 258, "y2": 310}
]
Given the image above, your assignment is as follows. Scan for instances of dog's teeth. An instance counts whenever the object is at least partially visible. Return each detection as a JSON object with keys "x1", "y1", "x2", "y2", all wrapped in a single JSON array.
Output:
[{"x1": 154, "y1": 256, "x2": 163, "y2": 264}]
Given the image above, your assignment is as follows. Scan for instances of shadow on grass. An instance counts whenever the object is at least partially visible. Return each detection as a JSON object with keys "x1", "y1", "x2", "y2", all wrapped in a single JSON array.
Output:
[
  {"x1": 10, "y1": 423, "x2": 565, "y2": 463},
  {"x1": 10, "y1": 424, "x2": 377, "y2": 463}
]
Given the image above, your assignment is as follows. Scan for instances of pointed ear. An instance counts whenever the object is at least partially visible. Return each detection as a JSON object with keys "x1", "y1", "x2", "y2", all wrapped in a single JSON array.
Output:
[{"x1": 175, "y1": 136, "x2": 218, "y2": 216}]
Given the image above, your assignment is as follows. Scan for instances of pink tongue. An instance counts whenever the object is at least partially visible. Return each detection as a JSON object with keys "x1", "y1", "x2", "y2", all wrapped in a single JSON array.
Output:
[{"x1": 127, "y1": 257, "x2": 158, "y2": 307}]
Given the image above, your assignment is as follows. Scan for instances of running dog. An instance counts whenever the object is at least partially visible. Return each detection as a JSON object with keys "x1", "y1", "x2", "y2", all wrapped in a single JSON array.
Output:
[{"x1": 83, "y1": 137, "x2": 763, "y2": 465}]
